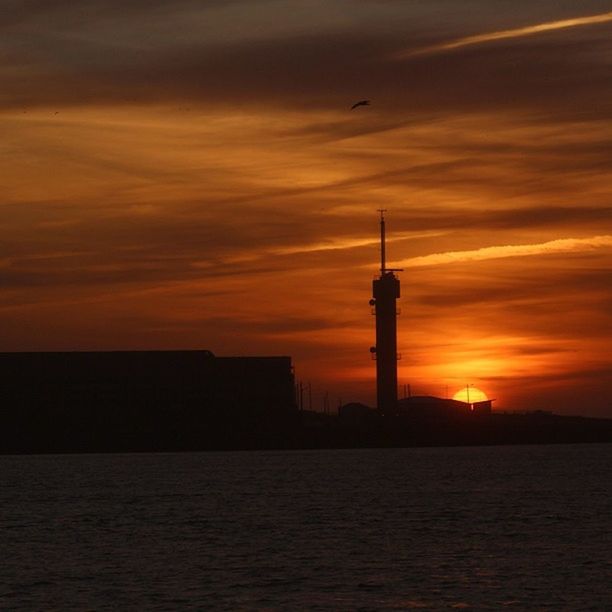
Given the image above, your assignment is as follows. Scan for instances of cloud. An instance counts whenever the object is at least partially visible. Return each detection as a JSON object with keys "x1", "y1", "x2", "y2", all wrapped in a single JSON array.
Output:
[
  {"x1": 416, "y1": 266, "x2": 612, "y2": 306},
  {"x1": 0, "y1": 0, "x2": 243, "y2": 29},
  {"x1": 1, "y1": 1, "x2": 611, "y2": 414},
  {"x1": 394, "y1": 11, "x2": 612, "y2": 58},
  {"x1": 2, "y1": 4, "x2": 611, "y2": 123},
  {"x1": 398, "y1": 236, "x2": 612, "y2": 268},
  {"x1": 272, "y1": 237, "x2": 378, "y2": 257},
  {"x1": 391, "y1": 206, "x2": 612, "y2": 234}
]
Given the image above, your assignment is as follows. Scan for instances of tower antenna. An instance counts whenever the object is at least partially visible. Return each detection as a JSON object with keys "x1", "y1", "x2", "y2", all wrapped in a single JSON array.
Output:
[
  {"x1": 371, "y1": 211, "x2": 403, "y2": 417},
  {"x1": 377, "y1": 208, "x2": 387, "y2": 274}
]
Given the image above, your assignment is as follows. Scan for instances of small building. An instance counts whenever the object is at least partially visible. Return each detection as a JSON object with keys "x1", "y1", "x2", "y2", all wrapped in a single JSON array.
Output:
[
  {"x1": 471, "y1": 399, "x2": 493, "y2": 415},
  {"x1": 398, "y1": 395, "x2": 493, "y2": 417},
  {"x1": 338, "y1": 402, "x2": 377, "y2": 423}
]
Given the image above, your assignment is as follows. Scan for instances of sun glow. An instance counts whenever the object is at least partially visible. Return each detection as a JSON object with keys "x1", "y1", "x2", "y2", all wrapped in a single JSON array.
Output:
[{"x1": 453, "y1": 386, "x2": 488, "y2": 404}]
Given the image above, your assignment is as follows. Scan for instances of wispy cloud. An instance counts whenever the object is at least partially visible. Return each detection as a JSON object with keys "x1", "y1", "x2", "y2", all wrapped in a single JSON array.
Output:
[
  {"x1": 394, "y1": 11, "x2": 612, "y2": 58},
  {"x1": 398, "y1": 236, "x2": 612, "y2": 268},
  {"x1": 271, "y1": 232, "x2": 445, "y2": 256}
]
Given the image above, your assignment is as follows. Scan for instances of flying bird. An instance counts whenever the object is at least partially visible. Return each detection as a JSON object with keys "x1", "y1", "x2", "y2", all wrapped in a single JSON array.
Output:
[{"x1": 350, "y1": 100, "x2": 370, "y2": 110}]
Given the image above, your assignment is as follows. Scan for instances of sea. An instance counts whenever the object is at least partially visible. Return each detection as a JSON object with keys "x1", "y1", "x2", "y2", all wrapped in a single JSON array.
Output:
[{"x1": 1, "y1": 444, "x2": 611, "y2": 610}]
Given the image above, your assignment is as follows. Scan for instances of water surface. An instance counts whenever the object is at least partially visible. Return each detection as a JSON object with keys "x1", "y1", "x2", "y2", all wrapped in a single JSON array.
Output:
[{"x1": 1, "y1": 444, "x2": 611, "y2": 609}]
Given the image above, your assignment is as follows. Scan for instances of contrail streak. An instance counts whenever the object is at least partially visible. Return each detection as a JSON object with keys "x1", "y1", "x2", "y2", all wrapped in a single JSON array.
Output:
[
  {"x1": 394, "y1": 11, "x2": 612, "y2": 59},
  {"x1": 396, "y1": 235, "x2": 612, "y2": 268}
]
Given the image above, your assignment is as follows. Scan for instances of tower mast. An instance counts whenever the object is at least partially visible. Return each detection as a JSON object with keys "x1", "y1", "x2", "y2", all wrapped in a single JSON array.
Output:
[
  {"x1": 371, "y1": 211, "x2": 402, "y2": 416},
  {"x1": 380, "y1": 209, "x2": 386, "y2": 274}
]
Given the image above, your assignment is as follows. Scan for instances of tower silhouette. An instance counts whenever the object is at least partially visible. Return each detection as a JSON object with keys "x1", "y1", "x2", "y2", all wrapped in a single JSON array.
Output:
[{"x1": 370, "y1": 211, "x2": 402, "y2": 416}]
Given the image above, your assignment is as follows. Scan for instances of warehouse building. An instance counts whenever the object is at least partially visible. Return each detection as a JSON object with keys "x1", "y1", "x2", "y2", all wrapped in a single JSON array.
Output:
[{"x1": 0, "y1": 350, "x2": 296, "y2": 452}]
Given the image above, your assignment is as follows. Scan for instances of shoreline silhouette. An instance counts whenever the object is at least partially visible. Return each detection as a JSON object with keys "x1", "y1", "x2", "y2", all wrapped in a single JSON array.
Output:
[{"x1": 1, "y1": 349, "x2": 611, "y2": 454}]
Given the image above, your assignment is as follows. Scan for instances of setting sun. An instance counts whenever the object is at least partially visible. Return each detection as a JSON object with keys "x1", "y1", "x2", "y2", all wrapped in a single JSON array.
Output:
[{"x1": 453, "y1": 386, "x2": 489, "y2": 404}]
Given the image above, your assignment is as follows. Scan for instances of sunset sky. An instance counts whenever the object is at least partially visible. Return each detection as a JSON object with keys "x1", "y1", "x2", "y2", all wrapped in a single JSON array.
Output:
[{"x1": 1, "y1": 1, "x2": 611, "y2": 416}]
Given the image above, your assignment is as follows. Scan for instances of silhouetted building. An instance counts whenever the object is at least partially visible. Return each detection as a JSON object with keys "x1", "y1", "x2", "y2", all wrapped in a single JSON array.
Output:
[
  {"x1": 399, "y1": 395, "x2": 469, "y2": 417},
  {"x1": 398, "y1": 395, "x2": 493, "y2": 417},
  {"x1": 370, "y1": 211, "x2": 402, "y2": 416},
  {"x1": 0, "y1": 350, "x2": 295, "y2": 452},
  {"x1": 471, "y1": 399, "x2": 492, "y2": 415},
  {"x1": 338, "y1": 402, "x2": 377, "y2": 423}
]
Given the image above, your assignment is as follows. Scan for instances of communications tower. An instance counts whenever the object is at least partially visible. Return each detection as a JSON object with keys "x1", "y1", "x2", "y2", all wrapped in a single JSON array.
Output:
[{"x1": 370, "y1": 211, "x2": 402, "y2": 416}]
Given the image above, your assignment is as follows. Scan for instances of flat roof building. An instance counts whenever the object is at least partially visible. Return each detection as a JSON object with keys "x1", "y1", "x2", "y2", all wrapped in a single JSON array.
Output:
[{"x1": 0, "y1": 350, "x2": 296, "y2": 452}]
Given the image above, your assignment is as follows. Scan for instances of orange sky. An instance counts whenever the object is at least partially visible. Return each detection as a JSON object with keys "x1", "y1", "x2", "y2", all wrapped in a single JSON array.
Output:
[{"x1": 1, "y1": 1, "x2": 611, "y2": 415}]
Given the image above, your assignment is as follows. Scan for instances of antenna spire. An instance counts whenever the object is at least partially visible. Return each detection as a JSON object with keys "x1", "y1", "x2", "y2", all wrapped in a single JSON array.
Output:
[{"x1": 378, "y1": 208, "x2": 387, "y2": 274}]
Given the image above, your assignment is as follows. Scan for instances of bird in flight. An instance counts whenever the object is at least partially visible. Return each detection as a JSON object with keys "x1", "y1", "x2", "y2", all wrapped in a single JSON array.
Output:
[{"x1": 350, "y1": 100, "x2": 370, "y2": 110}]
